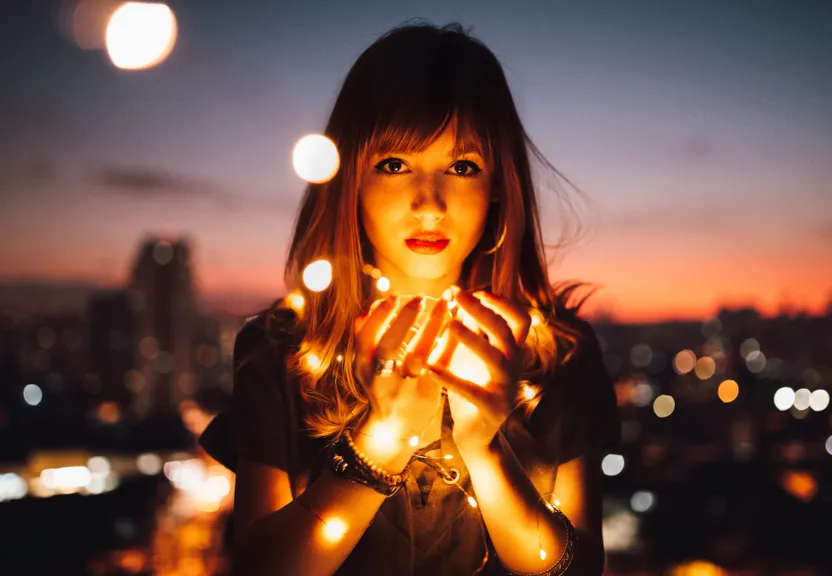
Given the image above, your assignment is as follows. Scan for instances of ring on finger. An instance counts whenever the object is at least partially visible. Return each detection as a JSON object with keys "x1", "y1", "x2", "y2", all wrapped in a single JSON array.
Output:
[{"x1": 371, "y1": 356, "x2": 397, "y2": 377}]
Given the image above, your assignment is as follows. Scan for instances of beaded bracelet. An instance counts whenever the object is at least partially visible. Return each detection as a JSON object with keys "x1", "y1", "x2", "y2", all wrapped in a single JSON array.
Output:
[
  {"x1": 328, "y1": 429, "x2": 411, "y2": 497},
  {"x1": 495, "y1": 496, "x2": 576, "y2": 576}
]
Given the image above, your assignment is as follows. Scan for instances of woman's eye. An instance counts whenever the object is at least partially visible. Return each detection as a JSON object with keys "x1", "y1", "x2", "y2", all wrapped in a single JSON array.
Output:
[
  {"x1": 374, "y1": 158, "x2": 407, "y2": 174},
  {"x1": 450, "y1": 161, "x2": 482, "y2": 177}
]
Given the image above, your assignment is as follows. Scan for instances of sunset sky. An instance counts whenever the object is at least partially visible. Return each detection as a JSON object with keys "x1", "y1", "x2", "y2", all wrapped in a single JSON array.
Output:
[{"x1": 2, "y1": 0, "x2": 831, "y2": 322}]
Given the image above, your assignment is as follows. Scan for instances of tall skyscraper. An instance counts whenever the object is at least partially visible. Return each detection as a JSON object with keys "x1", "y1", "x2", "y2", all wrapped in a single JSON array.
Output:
[{"x1": 127, "y1": 235, "x2": 199, "y2": 418}]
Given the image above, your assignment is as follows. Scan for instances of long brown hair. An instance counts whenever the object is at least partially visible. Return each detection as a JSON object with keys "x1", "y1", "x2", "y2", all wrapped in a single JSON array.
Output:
[{"x1": 280, "y1": 22, "x2": 588, "y2": 438}]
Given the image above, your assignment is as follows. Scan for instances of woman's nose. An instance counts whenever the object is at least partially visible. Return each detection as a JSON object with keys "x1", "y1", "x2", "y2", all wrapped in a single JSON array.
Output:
[{"x1": 411, "y1": 175, "x2": 446, "y2": 221}]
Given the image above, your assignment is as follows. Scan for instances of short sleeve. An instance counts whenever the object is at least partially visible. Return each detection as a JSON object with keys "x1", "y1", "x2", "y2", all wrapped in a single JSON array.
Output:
[
  {"x1": 520, "y1": 318, "x2": 620, "y2": 466},
  {"x1": 199, "y1": 312, "x2": 296, "y2": 472}
]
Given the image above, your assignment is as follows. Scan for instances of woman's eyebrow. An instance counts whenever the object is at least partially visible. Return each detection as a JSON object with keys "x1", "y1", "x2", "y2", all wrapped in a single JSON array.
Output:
[{"x1": 450, "y1": 141, "x2": 484, "y2": 157}]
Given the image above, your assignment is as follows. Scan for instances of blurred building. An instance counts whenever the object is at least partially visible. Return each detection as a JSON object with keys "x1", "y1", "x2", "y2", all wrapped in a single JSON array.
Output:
[
  {"x1": 88, "y1": 289, "x2": 134, "y2": 407},
  {"x1": 127, "y1": 236, "x2": 200, "y2": 419}
]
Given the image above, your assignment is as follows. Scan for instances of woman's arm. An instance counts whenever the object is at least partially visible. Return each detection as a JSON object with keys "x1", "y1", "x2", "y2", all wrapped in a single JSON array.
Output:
[
  {"x1": 461, "y1": 435, "x2": 605, "y2": 575},
  {"x1": 233, "y1": 431, "x2": 413, "y2": 576}
]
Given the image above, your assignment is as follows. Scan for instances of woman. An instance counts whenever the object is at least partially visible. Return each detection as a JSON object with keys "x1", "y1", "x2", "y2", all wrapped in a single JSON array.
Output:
[{"x1": 200, "y1": 22, "x2": 619, "y2": 576}]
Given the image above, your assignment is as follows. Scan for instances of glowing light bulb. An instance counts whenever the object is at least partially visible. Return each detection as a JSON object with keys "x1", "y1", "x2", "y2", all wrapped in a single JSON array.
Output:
[
  {"x1": 364, "y1": 421, "x2": 399, "y2": 455},
  {"x1": 443, "y1": 454, "x2": 453, "y2": 460},
  {"x1": 408, "y1": 436, "x2": 419, "y2": 447},
  {"x1": 285, "y1": 291, "x2": 305, "y2": 313},
  {"x1": 522, "y1": 383, "x2": 536, "y2": 400},
  {"x1": 322, "y1": 517, "x2": 348, "y2": 542},
  {"x1": 467, "y1": 496, "x2": 478, "y2": 508},
  {"x1": 106, "y1": 2, "x2": 177, "y2": 70},
  {"x1": 304, "y1": 353, "x2": 321, "y2": 371},
  {"x1": 292, "y1": 134, "x2": 340, "y2": 183},
  {"x1": 376, "y1": 276, "x2": 390, "y2": 292},
  {"x1": 336, "y1": 354, "x2": 343, "y2": 362},
  {"x1": 302, "y1": 259, "x2": 333, "y2": 292},
  {"x1": 539, "y1": 549, "x2": 547, "y2": 561}
]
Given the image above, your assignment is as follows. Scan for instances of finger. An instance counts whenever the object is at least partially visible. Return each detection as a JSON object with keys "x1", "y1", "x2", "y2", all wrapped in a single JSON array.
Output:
[
  {"x1": 355, "y1": 295, "x2": 397, "y2": 353},
  {"x1": 473, "y1": 292, "x2": 531, "y2": 345},
  {"x1": 448, "y1": 320, "x2": 506, "y2": 381},
  {"x1": 455, "y1": 291, "x2": 514, "y2": 357},
  {"x1": 402, "y1": 298, "x2": 448, "y2": 376},
  {"x1": 426, "y1": 365, "x2": 490, "y2": 410},
  {"x1": 374, "y1": 296, "x2": 422, "y2": 361}
]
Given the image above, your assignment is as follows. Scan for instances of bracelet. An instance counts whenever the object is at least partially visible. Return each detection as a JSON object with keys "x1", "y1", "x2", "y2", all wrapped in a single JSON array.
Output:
[
  {"x1": 328, "y1": 430, "x2": 411, "y2": 497},
  {"x1": 495, "y1": 499, "x2": 576, "y2": 576}
]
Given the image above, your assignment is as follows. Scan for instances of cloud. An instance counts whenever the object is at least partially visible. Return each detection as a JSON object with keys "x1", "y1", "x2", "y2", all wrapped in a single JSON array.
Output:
[
  {"x1": 677, "y1": 135, "x2": 717, "y2": 163},
  {"x1": 90, "y1": 165, "x2": 221, "y2": 199}
]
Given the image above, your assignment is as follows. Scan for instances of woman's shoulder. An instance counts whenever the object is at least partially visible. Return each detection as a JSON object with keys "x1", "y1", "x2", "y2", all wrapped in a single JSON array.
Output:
[{"x1": 233, "y1": 300, "x2": 303, "y2": 368}]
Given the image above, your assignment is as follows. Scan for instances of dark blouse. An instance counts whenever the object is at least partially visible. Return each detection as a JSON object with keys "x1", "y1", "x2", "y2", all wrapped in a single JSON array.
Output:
[{"x1": 199, "y1": 306, "x2": 619, "y2": 576}]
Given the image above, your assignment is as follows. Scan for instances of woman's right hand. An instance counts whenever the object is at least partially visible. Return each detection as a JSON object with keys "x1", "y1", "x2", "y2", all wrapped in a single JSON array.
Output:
[{"x1": 352, "y1": 295, "x2": 448, "y2": 468}]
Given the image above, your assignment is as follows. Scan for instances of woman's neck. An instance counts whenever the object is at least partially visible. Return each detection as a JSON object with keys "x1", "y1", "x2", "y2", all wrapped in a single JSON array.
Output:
[{"x1": 377, "y1": 267, "x2": 459, "y2": 299}]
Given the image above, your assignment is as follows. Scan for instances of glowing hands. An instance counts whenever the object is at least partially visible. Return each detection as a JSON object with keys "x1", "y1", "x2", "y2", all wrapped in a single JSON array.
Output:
[
  {"x1": 427, "y1": 290, "x2": 531, "y2": 452},
  {"x1": 353, "y1": 295, "x2": 447, "y2": 463}
]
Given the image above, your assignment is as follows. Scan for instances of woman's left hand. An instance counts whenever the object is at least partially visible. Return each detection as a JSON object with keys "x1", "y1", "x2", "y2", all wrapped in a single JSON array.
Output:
[{"x1": 427, "y1": 289, "x2": 531, "y2": 452}]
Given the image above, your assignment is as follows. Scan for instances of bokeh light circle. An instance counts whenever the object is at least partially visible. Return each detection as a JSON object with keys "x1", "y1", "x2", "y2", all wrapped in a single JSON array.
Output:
[
  {"x1": 809, "y1": 389, "x2": 829, "y2": 412},
  {"x1": 106, "y1": 2, "x2": 177, "y2": 70},
  {"x1": 717, "y1": 379, "x2": 739, "y2": 403},
  {"x1": 653, "y1": 394, "x2": 675, "y2": 418},
  {"x1": 773, "y1": 387, "x2": 795, "y2": 411},
  {"x1": 630, "y1": 490, "x2": 656, "y2": 513},
  {"x1": 601, "y1": 454, "x2": 626, "y2": 476},
  {"x1": 673, "y1": 350, "x2": 696, "y2": 374},
  {"x1": 292, "y1": 134, "x2": 340, "y2": 183},
  {"x1": 23, "y1": 384, "x2": 43, "y2": 406},
  {"x1": 302, "y1": 259, "x2": 333, "y2": 292}
]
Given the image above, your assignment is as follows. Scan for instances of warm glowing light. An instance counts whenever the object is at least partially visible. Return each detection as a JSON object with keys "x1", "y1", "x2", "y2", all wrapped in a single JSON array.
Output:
[
  {"x1": 809, "y1": 389, "x2": 829, "y2": 411},
  {"x1": 694, "y1": 357, "x2": 716, "y2": 380},
  {"x1": 717, "y1": 379, "x2": 739, "y2": 403},
  {"x1": 336, "y1": 354, "x2": 343, "y2": 363},
  {"x1": 467, "y1": 496, "x2": 477, "y2": 507},
  {"x1": 408, "y1": 436, "x2": 419, "y2": 447},
  {"x1": 522, "y1": 383, "x2": 536, "y2": 400},
  {"x1": 292, "y1": 134, "x2": 340, "y2": 183},
  {"x1": 106, "y1": 2, "x2": 177, "y2": 70},
  {"x1": 302, "y1": 259, "x2": 333, "y2": 292},
  {"x1": 136, "y1": 453, "x2": 162, "y2": 475},
  {"x1": 673, "y1": 350, "x2": 696, "y2": 374},
  {"x1": 285, "y1": 291, "x2": 306, "y2": 313},
  {"x1": 539, "y1": 549, "x2": 547, "y2": 560},
  {"x1": 304, "y1": 352, "x2": 322, "y2": 371},
  {"x1": 779, "y1": 470, "x2": 817, "y2": 502},
  {"x1": 653, "y1": 394, "x2": 675, "y2": 418},
  {"x1": 322, "y1": 517, "x2": 348, "y2": 542},
  {"x1": 363, "y1": 421, "x2": 399, "y2": 454},
  {"x1": 447, "y1": 340, "x2": 490, "y2": 387},
  {"x1": 669, "y1": 560, "x2": 728, "y2": 576},
  {"x1": 376, "y1": 276, "x2": 390, "y2": 292},
  {"x1": 443, "y1": 454, "x2": 453, "y2": 460},
  {"x1": 773, "y1": 387, "x2": 795, "y2": 411}
]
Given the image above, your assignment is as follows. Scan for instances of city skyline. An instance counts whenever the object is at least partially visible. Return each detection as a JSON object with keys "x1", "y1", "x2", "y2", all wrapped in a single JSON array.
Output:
[{"x1": 2, "y1": 0, "x2": 831, "y2": 322}]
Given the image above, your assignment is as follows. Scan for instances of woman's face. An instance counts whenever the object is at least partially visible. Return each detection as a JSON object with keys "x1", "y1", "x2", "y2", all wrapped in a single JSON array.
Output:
[{"x1": 358, "y1": 125, "x2": 492, "y2": 295}]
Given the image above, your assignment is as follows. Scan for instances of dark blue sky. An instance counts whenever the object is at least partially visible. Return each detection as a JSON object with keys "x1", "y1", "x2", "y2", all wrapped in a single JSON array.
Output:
[{"x1": 2, "y1": 0, "x2": 831, "y2": 319}]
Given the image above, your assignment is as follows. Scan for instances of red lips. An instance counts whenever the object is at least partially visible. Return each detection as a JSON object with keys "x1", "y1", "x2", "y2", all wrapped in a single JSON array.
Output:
[{"x1": 406, "y1": 233, "x2": 449, "y2": 255}]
